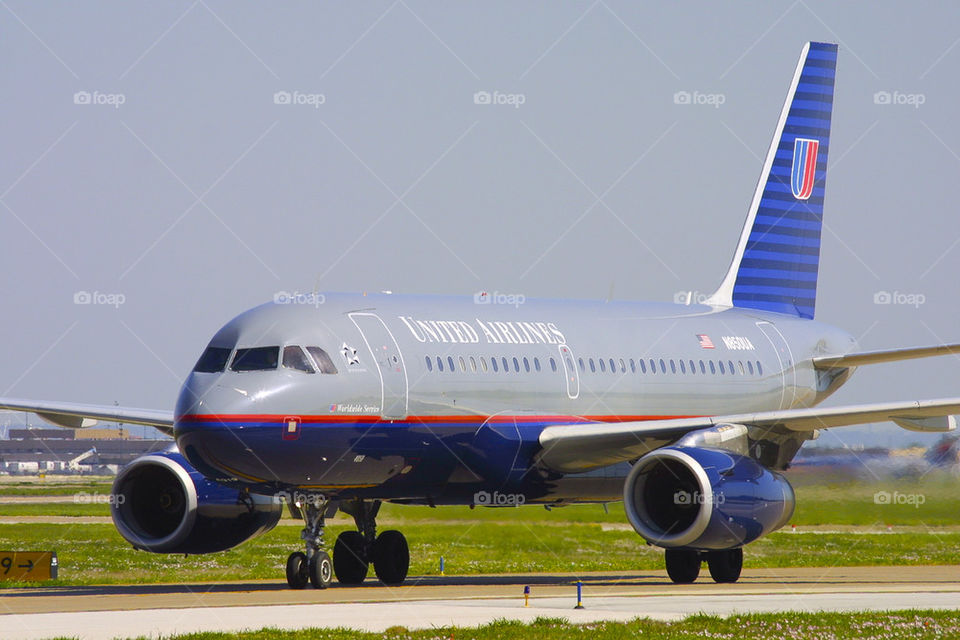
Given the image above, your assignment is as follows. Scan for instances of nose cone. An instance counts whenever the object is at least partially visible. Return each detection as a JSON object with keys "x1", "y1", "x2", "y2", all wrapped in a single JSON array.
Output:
[{"x1": 174, "y1": 372, "x2": 299, "y2": 485}]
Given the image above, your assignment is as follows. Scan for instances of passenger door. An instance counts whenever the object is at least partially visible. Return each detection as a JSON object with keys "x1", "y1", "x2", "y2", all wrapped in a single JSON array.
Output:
[{"x1": 349, "y1": 313, "x2": 408, "y2": 419}]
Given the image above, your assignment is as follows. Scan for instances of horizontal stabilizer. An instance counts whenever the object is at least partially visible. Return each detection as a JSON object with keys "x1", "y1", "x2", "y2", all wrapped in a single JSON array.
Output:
[{"x1": 813, "y1": 343, "x2": 960, "y2": 370}]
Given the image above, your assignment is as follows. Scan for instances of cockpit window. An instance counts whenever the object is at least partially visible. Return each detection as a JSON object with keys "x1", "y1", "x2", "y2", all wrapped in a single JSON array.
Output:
[
  {"x1": 282, "y1": 346, "x2": 315, "y2": 373},
  {"x1": 231, "y1": 346, "x2": 280, "y2": 372},
  {"x1": 306, "y1": 346, "x2": 338, "y2": 374},
  {"x1": 193, "y1": 346, "x2": 232, "y2": 373}
]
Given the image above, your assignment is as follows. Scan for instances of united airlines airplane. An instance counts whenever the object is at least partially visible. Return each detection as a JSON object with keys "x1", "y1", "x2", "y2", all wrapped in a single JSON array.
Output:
[{"x1": 4, "y1": 42, "x2": 959, "y2": 589}]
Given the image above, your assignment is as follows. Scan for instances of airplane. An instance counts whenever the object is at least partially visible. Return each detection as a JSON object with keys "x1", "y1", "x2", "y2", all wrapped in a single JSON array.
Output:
[{"x1": 3, "y1": 41, "x2": 960, "y2": 589}]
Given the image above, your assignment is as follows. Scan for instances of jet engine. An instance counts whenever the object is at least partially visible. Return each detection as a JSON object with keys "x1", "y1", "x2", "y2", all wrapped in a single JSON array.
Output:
[
  {"x1": 111, "y1": 450, "x2": 281, "y2": 554},
  {"x1": 623, "y1": 446, "x2": 794, "y2": 550}
]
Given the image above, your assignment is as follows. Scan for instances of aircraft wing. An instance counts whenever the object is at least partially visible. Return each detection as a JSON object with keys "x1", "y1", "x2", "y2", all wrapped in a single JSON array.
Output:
[
  {"x1": 813, "y1": 343, "x2": 960, "y2": 370},
  {"x1": 536, "y1": 397, "x2": 960, "y2": 473},
  {"x1": 0, "y1": 397, "x2": 174, "y2": 436}
]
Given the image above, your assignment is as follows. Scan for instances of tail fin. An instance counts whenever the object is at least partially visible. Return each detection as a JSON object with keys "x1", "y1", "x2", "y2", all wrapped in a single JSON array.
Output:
[{"x1": 707, "y1": 42, "x2": 838, "y2": 320}]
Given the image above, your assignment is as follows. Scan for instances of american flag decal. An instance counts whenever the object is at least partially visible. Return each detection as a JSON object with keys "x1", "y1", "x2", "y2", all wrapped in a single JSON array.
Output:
[{"x1": 697, "y1": 334, "x2": 715, "y2": 349}]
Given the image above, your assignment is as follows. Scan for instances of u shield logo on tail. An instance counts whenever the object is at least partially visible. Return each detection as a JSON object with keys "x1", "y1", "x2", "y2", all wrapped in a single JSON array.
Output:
[{"x1": 791, "y1": 138, "x2": 819, "y2": 200}]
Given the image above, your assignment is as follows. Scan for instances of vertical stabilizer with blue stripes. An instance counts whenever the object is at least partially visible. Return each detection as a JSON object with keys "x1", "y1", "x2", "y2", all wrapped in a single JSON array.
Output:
[{"x1": 707, "y1": 42, "x2": 837, "y2": 320}]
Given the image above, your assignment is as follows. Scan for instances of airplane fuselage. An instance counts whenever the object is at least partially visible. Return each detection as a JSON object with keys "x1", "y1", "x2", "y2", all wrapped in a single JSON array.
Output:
[{"x1": 174, "y1": 293, "x2": 857, "y2": 504}]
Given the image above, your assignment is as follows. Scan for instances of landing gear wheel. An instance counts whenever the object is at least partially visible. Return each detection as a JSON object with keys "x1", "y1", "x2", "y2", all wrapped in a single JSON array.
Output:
[
  {"x1": 373, "y1": 530, "x2": 409, "y2": 585},
  {"x1": 286, "y1": 551, "x2": 308, "y2": 589},
  {"x1": 334, "y1": 531, "x2": 369, "y2": 585},
  {"x1": 706, "y1": 548, "x2": 743, "y2": 583},
  {"x1": 309, "y1": 551, "x2": 333, "y2": 589},
  {"x1": 665, "y1": 549, "x2": 701, "y2": 584}
]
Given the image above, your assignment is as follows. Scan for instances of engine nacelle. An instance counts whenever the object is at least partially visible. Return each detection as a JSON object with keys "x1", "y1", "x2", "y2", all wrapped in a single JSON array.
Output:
[
  {"x1": 111, "y1": 450, "x2": 282, "y2": 554},
  {"x1": 623, "y1": 446, "x2": 794, "y2": 550}
]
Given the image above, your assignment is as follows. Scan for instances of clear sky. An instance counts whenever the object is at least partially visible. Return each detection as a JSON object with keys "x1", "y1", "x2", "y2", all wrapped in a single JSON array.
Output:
[{"x1": 2, "y1": 2, "x2": 959, "y2": 447}]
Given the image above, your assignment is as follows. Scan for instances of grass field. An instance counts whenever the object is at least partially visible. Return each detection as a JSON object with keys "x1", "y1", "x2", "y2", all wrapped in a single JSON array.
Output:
[
  {"x1": 1, "y1": 473, "x2": 958, "y2": 587},
  {"x1": 52, "y1": 611, "x2": 960, "y2": 640}
]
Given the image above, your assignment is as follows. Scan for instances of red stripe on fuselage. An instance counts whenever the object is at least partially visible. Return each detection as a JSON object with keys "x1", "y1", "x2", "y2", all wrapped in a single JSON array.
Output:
[{"x1": 177, "y1": 413, "x2": 702, "y2": 425}]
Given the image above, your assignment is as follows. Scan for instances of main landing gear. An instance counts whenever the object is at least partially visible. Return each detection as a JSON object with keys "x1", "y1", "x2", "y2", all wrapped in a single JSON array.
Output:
[
  {"x1": 664, "y1": 548, "x2": 742, "y2": 584},
  {"x1": 335, "y1": 499, "x2": 409, "y2": 586},
  {"x1": 284, "y1": 494, "x2": 409, "y2": 589}
]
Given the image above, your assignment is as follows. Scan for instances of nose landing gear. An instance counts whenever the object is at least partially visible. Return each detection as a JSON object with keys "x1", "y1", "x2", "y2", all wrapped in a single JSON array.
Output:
[{"x1": 285, "y1": 493, "x2": 335, "y2": 589}]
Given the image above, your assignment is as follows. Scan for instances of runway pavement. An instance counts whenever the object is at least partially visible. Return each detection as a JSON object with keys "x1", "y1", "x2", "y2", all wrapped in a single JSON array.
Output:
[{"x1": 1, "y1": 566, "x2": 959, "y2": 639}]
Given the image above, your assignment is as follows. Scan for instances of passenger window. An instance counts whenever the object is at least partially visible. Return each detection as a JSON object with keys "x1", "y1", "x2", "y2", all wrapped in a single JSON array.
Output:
[
  {"x1": 459, "y1": 356, "x2": 466, "y2": 372},
  {"x1": 469, "y1": 356, "x2": 477, "y2": 373},
  {"x1": 306, "y1": 347, "x2": 339, "y2": 374},
  {"x1": 437, "y1": 356, "x2": 444, "y2": 372},
  {"x1": 689, "y1": 359, "x2": 696, "y2": 374},
  {"x1": 710, "y1": 360, "x2": 716, "y2": 374},
  {"x1": 523, "y1": 357, "x2": 530, "y2": 373},
  {"x1": 193, "y1": 346, "x2": 232, "y2": 373},
  {"x1": 650, "y1": 359, "x2": 657, "y2": 374},
  {"x1": 512, "y1": 357, "x2": 520, "y2": 372},
  {"x1": 747, "y1": 361, "x2": 754, "y2": 375},
  {"x1": 728, "y1": 360, "x2": 735, "y2": 375},
  {"x1": 550, "y1": 357, "x2": 557, "y2": 372},
  {"x1": 480, "y1": 357, "x2": 488, "y2": 373},
  {"x1": 599, "y1": 359, "x2": 606, "y2": 373},
  {"x1": 670, "y1": 360, "x2": 677, "y2": 374},
  {"x1": 565, "y1": 357, "x2": 575, "y2": 374},
  {"x1": 425, "y1": 355, "x2": 433, "y2": 372},
  {"x1": 231, "y1": 346, "x2": 280, "y2": 372},
  {"x1": 659, "y1": 359, "x2": 666, "y2": 373},
  {"x1": 619, "y1": 358, "x2": 626, "y2": 373},
  {"x1": 639, "y1": 359, "x2": 647, "y2": 374},
  {"x1": 579, "y1": 358, "x2": 586, "y2": 372},
  {"x1": 502, "y1": 357, "x2": 509, "y2": 372},
  {"x1": 699, "y1": 360, "x2": 706, "y2": 374},
  {"x1": 629, "y1": 359, "x2": 636, "y2": 373},
  {"x1": 757, "y1": 360, "x2": 763, "y2": 375},
  {"x1": 534, "y1": 358, "x2": 541, "y2": 372},
  {"x1": 283, "y1": 346, "x2": 315, "y2": 373},
  {"x1": 491, "y1": 357, "x2": 498, "y2": 372},
  {"x1": 448, "y1": 356, "x2": 455, "y2": 372},
  {"x1": 609, "y1": 358, "x2": 616, "y2": 373},
  {"x1": 718, "y1": 361, "x2": 725, "y2": 374},
  {"x1": 590, "y1": 359, "x2": 597, "y2": 373},
  {"x1": 679, "y1": 360, "x2": 686, "y2": 374},
  {"x1": 738, "y1": 361, "x2": 745, "y2": 375}
]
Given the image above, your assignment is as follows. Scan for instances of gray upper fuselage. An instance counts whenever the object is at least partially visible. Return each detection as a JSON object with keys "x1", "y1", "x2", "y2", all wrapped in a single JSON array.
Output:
[{"x1": 176, "y1": 293, "x2": 858, "y2": 424}]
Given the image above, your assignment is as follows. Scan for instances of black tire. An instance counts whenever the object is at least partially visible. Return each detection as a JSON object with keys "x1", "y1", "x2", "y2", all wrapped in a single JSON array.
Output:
[
  {"x1": 334, "y1": 531, "x2": 369, "y2": 585},
  {"x1": 665, "y1": 548, "x2": 701, "y2": 584},
  {"x1": 309, "y1": 551, "x2": 333, "y2": 589},
  {"x1": 707, "y1": 548, "x2": 743, "y2": 583},
  {"x1": 373, "y1": 530, "x2": 409, "y2": 586},
  {"x1": 286, "y1": 551, "x2": 308, "y2": 589}
]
